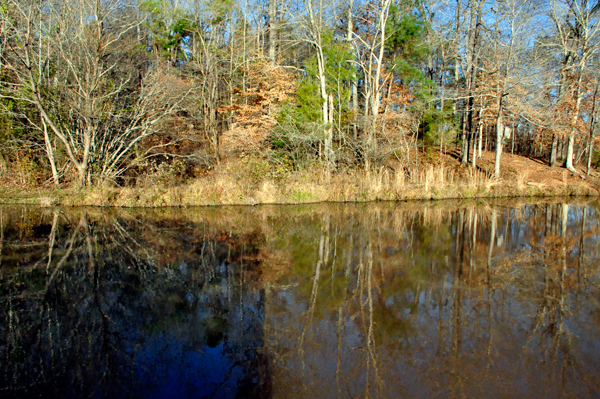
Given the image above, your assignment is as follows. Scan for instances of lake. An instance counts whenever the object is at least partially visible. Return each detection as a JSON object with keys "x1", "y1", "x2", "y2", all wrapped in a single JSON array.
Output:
[{"x1": 1, "y1": 199, "x2": 599, "y2": 398}]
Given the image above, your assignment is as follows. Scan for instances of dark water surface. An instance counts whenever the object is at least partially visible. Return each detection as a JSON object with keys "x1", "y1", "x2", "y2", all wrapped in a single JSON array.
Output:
[{"x1": 1, "y1": 200, "x2": 599, "y2": 398}]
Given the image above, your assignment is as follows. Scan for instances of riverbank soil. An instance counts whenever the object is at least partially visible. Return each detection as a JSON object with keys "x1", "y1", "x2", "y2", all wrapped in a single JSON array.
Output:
[{"x1": 474, "y1": 150, "x2": 600, "y2": 194}]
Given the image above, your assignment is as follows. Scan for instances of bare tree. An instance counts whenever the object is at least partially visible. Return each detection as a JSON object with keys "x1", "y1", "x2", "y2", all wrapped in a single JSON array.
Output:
[
  {"x1": 490, "y1": 0, "x2": 541, "y2": 178},
  {"x1": 281, "y1": 0, "x2": 341, "y2": 168},
  {"x1": 461, "y1": 0, "x2": 485, "y2": 166},
  {"x1": 355, "y1": 0, "x2": 393, "y2": 167},
  {"x1": 549, "y1": 0, "x2": 600, "y2": 173},
  {"x1": 0, "y1": 0, "x2": 191, "y2": 185}
]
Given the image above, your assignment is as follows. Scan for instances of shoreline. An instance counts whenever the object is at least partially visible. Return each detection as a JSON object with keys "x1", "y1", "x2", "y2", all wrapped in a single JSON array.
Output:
[
  {"x1": 1, "y1": 177, "x2": 598, "y2": 208},
  {"x1": 2, "y1": 153, "x2": 599, "y2": 208}
]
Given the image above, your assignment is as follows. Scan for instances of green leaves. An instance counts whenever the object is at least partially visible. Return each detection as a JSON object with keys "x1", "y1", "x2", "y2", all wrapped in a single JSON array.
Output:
[
  {"x1": 140, "y1": 0, "x2": 194, "y2": 61},
  {"x1": 385, "y1": 2, "x2": 429, "y2": 87},
  {"x1": 285, "y1": 30, "x2": 354, "y2": 127}
]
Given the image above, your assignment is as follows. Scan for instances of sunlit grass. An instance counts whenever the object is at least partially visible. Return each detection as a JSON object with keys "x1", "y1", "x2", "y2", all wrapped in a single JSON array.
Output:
[{"x1": 1, "y1": 155, "x2": 597, "y2": 207}]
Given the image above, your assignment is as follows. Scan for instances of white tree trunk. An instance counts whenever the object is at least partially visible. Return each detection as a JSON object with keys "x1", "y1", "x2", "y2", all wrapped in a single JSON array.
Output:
[
  {"x1": 268, "y1": 0, "x2": 277, "y2": 61},
  {"x1": 494, "y1": 110, "x2": 503, "y2": 179}
]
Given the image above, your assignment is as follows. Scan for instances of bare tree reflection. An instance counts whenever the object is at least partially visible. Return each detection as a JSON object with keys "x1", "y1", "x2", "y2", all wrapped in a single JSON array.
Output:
[{"x1": 1, "y1": 201, "x2": 599, "y2": 398}]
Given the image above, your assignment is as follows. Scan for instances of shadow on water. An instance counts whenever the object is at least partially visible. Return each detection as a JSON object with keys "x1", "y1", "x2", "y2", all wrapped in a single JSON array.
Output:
[{"x1": 0, "y1": 199, "x2": 599, "y2": 398}]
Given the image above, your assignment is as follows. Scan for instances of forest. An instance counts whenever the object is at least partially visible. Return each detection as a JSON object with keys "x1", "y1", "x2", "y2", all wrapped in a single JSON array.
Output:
[{"x1": 1, "y1": 0, "x2": 599, "y2": 200}]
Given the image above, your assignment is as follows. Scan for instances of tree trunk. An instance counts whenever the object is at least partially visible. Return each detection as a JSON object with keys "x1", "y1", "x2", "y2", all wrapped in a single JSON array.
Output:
[
  {"x1": 462, "y1": 0, "x2": 483, "y2": 165},
  {"x1": 453, "y1": 0, "x2": 461, "y2": 142},
  {"x1": 550, "y1": 134, "x2": 558, "y2": 166},
  {"x1": 511, "y1": 124, "x2": 515, "y2": 155},
  {"x1": 364, "y1": 0, "x2": 391, "y2": 167},
  {"x1": 41, "y1": 118, "x2": 59, "y2": 186},
  {"x1": 565, "y1": 133, "x2": 577, "y2": 173},
  {"x1": 347, "y1": 0, "x2": 358, "y2": 142},
  {"x1": 477, "y1": 114, "x2": 483, "y2": 159},
  {"x1": 587, "y1": 82, "x2": 599, "y2": 175},
  {"x1": 461, "y1": 112, "x2": 468, "y2": 164},
  {"x1": 325, "y1": 94, "x2": 334, "y2": 169},
  {"x1": 268, "y1": 0, "x2": 277, "y2": 61},
  {"x1": 494, "y1": 95, "x2": 504, "y2": 178}
]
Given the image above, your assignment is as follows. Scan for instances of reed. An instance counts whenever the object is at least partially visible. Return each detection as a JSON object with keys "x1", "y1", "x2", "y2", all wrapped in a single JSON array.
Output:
[{"x1": 4, "y1": 155, "x2": 597, "y2": 207}]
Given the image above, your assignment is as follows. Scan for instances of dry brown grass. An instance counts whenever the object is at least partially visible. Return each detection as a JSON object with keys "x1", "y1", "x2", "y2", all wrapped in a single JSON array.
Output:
[
  {"x1": 61, "y1": 162, "x2": 580, "y2": 207},
  {"x1": 38, "y1": 195, "x2": 58, "y2": 207},
  {"x1": 4, "y1": 154, "x2": 598, "y2": 207},
  {"x1": 516, "y1": 170, "x2": 529, "y2": 191}
]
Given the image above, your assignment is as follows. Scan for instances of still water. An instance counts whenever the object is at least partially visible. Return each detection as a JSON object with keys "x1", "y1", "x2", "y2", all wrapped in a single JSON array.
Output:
[{"x1": 0, "y1": 200, "x2": 599, "y2": 398}]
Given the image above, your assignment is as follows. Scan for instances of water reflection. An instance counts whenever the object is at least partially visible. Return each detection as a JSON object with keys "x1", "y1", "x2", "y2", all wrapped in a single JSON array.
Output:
[{"x1": 0, "y1": 200, "x2": 599, "y2": 398}]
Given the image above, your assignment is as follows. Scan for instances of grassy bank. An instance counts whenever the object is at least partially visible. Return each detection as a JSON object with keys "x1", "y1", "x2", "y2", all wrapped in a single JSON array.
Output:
[{"x1": 2, "y1": 153, "x2": 599, "y2": 207}]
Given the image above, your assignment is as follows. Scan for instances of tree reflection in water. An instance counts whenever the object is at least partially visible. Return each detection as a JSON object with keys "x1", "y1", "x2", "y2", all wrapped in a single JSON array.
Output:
[{"x1": 0, "y1": 200, "x2": 599, "y2": 398}]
